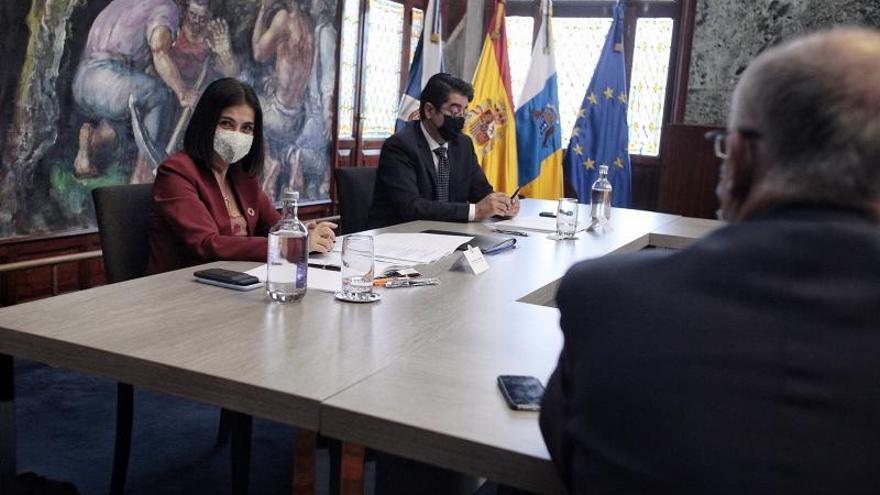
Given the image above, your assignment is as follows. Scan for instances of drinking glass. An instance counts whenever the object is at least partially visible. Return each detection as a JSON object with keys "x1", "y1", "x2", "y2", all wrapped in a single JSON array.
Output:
[
  {"x1": 341, "y1": 234, "x2": 374, "y2": 300},
  {"x1": 556, "y1": 198, "x2": 579, "y2": 239}
]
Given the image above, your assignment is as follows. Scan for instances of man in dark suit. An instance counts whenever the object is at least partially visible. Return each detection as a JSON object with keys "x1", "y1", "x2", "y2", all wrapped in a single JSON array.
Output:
[
  {"x1": 541, "y1": 28, "x2": 880, "y2": 494},
  {"x1": 369, "y1": 73, "x2": 519, "y2": 228}
]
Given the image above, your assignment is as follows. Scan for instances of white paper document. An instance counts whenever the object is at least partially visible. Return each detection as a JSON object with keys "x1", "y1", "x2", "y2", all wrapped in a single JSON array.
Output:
[
  {"x1": 245, "y1": 264, "x2": 341, "y2": 293},
  {"x1": 245, "y1": 264, "x2": 268, "y2": 281},
  {"x1": 494, "y1": 216, "x2": 588, "y2": 233},
  {"x1": 309, "y1": 251, "x2": 342, "y2": 269},
  {"x1": 373, "y1": 233, "x2": 471, "y2": 264},
  {"x1": 305, "y1": 267, "x2": 342, "y2": 292}
]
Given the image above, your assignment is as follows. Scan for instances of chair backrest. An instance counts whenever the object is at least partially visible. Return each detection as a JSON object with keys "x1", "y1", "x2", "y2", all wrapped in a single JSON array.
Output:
[
  {"x1": 335, "y1": 166, "x2": 377, "y2": 234},
  {"x1": 92, "y1": 184, "x2": 153, "y2": 284}
]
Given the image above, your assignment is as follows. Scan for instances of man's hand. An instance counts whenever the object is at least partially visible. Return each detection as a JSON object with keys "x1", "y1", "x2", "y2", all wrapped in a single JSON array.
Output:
[
  {"x1": 499, "y1": 195, "x2": 520, "y2": 219},
  {"x1": 474, "y1": 192, "x2": 512, "y2": 220},
  {"x1": 206, "y1": 19, "x2": 233, "y2": 56},
  {"x1": 307, "y1": 221, "x2": 337, "y2": 253}
]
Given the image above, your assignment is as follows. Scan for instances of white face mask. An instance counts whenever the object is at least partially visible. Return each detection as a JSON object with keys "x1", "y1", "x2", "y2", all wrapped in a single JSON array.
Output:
[{"x1": 213, "y1": 129, "x2": 254, "y2": 164}]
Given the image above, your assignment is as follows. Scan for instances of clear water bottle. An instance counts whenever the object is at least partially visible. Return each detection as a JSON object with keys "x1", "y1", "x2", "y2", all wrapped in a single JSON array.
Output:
[
  {"x1": 590, "y1": 165, "x2": 613, "y2": 223},
  {"x1": 266, "y1": 190, "x2": 309, "y2": 303}
]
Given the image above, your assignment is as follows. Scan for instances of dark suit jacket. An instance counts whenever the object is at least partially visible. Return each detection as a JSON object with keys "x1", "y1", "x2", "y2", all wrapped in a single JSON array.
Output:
[
  {"x1": 541, "y1": 205, "x2": 880, "y2": 494},
  {"x1": 147, "y1": 152, "x2": 280, "y2": 274},
  {"x1": 369, "y1": 121, "x2": 494, "y2": 228}
]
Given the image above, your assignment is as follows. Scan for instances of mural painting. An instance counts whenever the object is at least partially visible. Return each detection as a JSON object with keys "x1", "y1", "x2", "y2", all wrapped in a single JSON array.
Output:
[{"x1": 0, "y1": 0, "x2": 338, "y2": 238}]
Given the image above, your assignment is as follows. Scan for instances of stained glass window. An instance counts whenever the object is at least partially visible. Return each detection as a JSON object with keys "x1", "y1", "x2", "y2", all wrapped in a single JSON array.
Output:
[
  {"x1": 361, "y1": 0, "x2": 405, "y2": 138},
  {"x1": 337, "y1": 0, "x2": 361, "y2": 138},
  {"x1": 552, "y1": 18, "x2": 611, "y2": 148},
  {"x1": 628, "y1": 18, "x2": 673, "y2": 156},
  {"x1": 506, "y1": 15, "x2": 673, "y2": 155},
  {"x1": 410, "y1": 8, "x2": 424, "y2": 66},
  {"x1": 508, "y1": 17, "x2": 611, "y2": 147},
  {"x1": 505, "y1": 16, "x2": 534, "y2": 108}
]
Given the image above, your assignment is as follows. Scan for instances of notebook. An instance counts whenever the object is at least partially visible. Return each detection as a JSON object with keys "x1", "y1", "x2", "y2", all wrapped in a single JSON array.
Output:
[{"x1": 421, "y1": 229, "x2": 517, "y2": 255}]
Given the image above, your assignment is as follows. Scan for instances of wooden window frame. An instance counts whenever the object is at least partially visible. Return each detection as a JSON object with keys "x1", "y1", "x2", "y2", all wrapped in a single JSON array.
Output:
[{"x1": 335, "y1": 0, "x2": 428, "y2": 171}]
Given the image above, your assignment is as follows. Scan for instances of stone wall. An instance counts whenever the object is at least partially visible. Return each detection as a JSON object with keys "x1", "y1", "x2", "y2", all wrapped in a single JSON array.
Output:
[{"x1": 685, "y1": 0, "x2": 880, "y2": 125}]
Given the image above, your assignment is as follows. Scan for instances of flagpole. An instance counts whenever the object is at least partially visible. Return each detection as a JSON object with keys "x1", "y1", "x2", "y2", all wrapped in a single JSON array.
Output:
[{"x1": 544, "y1": 0, "x2": 552, "y2": 54}]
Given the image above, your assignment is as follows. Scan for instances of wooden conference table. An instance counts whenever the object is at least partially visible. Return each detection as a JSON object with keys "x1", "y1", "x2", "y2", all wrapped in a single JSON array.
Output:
[{"x1": 0, "y1": 200, "x2": 720, "y2": 494}]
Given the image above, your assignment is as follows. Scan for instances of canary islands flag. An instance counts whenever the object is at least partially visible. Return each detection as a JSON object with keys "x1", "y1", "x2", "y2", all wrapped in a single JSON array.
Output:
[
  {"x1": 464, "y1": 0, "x2": 518, "y2": 193},
  {"x1": 396, "y1": 0, "x2": 444, "y2": 131},
  {"x1": 514, "y1": 0, "x2": 562, "y2": 199},
  {"x1": 562, "y1": 3, "x2": 631, "y2": 206}
]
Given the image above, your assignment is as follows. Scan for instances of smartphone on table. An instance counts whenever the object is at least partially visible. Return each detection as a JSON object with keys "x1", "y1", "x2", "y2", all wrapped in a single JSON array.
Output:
[
  {"x1": 497, "y1": 375, "x2": 545, "y2": 411},
  {"x1": 193, "y1": 268, "x2": 263, "y2": 291}
]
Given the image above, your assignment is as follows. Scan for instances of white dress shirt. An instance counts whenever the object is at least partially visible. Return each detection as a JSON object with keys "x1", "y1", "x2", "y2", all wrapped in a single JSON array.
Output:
[{"x1": 420, "y1": 122, "x2": 476, "y2": 221}]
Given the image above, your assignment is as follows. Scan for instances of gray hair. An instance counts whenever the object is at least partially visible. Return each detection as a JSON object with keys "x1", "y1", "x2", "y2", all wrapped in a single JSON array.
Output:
[{"x1": 731, "y1": 27, "x2": 880, "y2": 208}]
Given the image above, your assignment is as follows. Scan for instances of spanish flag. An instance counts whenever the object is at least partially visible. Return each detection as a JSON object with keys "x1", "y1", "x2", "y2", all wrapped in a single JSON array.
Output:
[{"x1": 465, "y1": 0, "x2": 518, "y2": 194}]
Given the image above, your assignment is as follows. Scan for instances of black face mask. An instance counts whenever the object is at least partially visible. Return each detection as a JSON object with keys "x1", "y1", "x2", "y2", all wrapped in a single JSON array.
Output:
[{"x1": 437, "y1": 114, "x2": 465, "y2": 141}]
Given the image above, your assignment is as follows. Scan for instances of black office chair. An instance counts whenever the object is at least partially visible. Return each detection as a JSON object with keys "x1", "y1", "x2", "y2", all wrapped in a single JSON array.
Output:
[
  {"x1": 92, "y1": 185, "x2": 249, "y2": 494},
  {"x1": 335, "y1": 166, "x2": 377, "y2": 234}
]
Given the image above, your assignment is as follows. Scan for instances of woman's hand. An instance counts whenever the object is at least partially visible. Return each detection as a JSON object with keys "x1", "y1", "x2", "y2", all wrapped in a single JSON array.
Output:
[{"x1": 307, "y1": 221, "x2": 337, "y2": 253}]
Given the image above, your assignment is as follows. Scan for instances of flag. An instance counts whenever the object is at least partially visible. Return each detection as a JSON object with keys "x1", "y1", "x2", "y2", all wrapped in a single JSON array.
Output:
[
  {"x1": 395, "y1": 0, "x2": 444, "y2": 132},
  {"x1": 514, "y1": 0, "x2": 563, "y2": 199},
  {"x1": 562, "y1": 3, "x2": 631, "y2": 206},
  {"x1": 464, "y1": 0, "x2": 518, "y2": 194}
]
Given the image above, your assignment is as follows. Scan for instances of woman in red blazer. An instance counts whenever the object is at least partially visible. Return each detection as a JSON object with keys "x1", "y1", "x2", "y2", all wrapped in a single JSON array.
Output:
[{"x1": 147, "y1": 78, "x2": 335, "y2": 274}]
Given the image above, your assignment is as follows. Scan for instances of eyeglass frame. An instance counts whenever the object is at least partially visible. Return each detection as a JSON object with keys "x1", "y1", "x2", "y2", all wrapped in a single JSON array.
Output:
[{"x1": 704, "y1": 129, "x2": 763, "y2": 160}]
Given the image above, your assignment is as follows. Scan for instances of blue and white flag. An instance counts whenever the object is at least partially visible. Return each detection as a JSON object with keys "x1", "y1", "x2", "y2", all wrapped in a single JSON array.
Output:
[
  {"x1": 562, "y1": 3, "x2": 631, "y2": 206},
  {"x1": 395, "y1": 0, "x2": 444, "y2": 132},
  {"x1": 514, "y1": 0, "x2": 562, "y2": 199}
]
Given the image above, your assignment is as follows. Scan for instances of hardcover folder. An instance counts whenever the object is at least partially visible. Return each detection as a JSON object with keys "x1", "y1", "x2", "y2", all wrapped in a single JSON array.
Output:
[{"x1": 421, "y1": 229, "x2": 517, "y2": 255}]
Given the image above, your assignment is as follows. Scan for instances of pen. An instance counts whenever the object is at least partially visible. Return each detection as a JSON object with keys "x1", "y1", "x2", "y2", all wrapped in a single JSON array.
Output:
[
  {"x1": 492, "y1": 228, "x2": 529, "y2": 237},
  {"x1": 307, "y1": 263, "x2": 341, "y2": 271},
  {"x1": 384, "y1": 278, "x2": 440, "y2": 288},
  {"x1": 509, "y1": 186, "x2": 521, "y2": 200},
  {"x1": 373, "y1": 276, "x2": 423, "y2": 286},
  {"x1": 539, "y1": 211, "x2": 557, "y2": 218}
]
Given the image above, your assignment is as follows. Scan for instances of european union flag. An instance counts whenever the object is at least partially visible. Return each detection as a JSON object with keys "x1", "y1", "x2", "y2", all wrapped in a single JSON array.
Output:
[{"x1": 562, "y1": 4, "x2": 631, "y2": 207}]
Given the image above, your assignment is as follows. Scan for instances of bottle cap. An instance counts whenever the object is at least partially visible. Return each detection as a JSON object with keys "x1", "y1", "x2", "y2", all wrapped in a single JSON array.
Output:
[
  {"x1": 283, "y1": 189, "x2": 299, "y2": 201},
  {"x1": 599, "y1": 165, "x2": 609, "y2": 174}
]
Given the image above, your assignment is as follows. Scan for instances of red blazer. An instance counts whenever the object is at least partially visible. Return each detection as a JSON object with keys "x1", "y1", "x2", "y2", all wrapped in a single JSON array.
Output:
[{"x1": 147, "y1": 152, "x2": 281, "y2": 274}]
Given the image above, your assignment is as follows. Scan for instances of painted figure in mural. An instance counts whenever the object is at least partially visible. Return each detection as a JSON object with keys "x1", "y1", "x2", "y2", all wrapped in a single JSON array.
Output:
[
  {"x1": 166, "y1": 0, "x2": 242, "y2": 152},
  {"x1": 72, "y1": 0, "x2": 199, "y2": 183},
  {"x1": 172, "y1": 0, "x2": 241, "y2": 87},
  {"x1": 252, "y1": 0, "x2": 315, "y2": 196},
  {"x1": 290, "y1": 0, "x2": 336, "y2": 200}
]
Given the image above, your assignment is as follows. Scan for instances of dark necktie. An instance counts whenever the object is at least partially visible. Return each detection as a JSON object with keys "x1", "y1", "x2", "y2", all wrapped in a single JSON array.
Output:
[{"x1": 433, "y1": 147, "x2": 450, "y2": 202}]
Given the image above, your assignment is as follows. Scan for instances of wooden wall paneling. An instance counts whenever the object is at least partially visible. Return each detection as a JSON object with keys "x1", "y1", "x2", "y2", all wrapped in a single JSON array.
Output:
[
  {"x1": 656, "y1": 123, "x2": 723, "y2": 219},
  {"x1": 360, "y1": 149, "x2": 381, "y2": 168},
  {"x1": 630, "y1": 159, "x2": 660, "y2": 211},
  {"x1": 336, "y1": 148, "x2": 353, "y2": 168},
  {"x1": 0, "y1": 231, "x2": 105, "y2": 306}
]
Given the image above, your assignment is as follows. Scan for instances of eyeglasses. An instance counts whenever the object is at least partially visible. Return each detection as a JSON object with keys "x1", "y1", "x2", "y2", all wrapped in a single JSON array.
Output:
[{"x1": 704, "y1": 129, "x2": 763, "y2": 159}]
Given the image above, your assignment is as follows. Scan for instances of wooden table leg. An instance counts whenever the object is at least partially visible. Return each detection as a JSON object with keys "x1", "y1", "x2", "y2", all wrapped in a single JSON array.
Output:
[
  {"x1": 292, "y1": 428, "x2": 316, "y2": 495},
  {"x1": 0, "y1": 354, "x2": 15, "y2": 494},
  {"x1": 339, "y1": 442, "x2": 365, "y2": 495}
]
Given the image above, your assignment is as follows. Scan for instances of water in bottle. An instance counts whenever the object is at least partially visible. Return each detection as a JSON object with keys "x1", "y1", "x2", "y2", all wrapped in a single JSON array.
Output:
[
  {"x1": 590, "y1": 165, "x2": 613, "y2": 224},
  {"x1": 266, "y1": 190, "x2": 309, "y2": 303}
]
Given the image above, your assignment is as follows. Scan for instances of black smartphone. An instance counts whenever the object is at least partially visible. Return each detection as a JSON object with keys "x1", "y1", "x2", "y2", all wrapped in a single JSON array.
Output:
[
  {"x1": 193, "y1": 268, "x2": 262, "y2": 291},
  {"x1": 497, "y1": 375, "x2": 544, "y2": 411}
]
